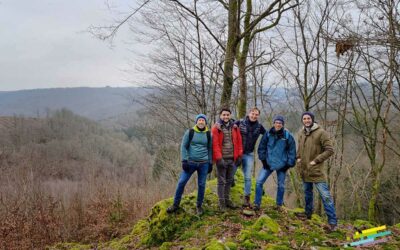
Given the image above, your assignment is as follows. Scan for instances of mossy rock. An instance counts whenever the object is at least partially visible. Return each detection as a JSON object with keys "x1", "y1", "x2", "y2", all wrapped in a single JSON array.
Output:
[
  {"x1": 353, "y1": 219, "x2": 375, "y2": 229},
  {"x1": 204, "y1": 239, "x2": 228, "y2": 250},
  {"x1": 252, "y1": 215, "x2": 280, "y2": 233}
]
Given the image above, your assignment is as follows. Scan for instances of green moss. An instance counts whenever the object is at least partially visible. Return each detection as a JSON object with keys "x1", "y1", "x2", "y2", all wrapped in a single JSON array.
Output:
[
  {"x1": 159, "y1": 242, "x2": 174, "y2": 250},
  {"x1": 310, "y1": 214, "x2": 323, "y2": 224},
  {"x1": 353, "y1": 219, "x2": 374, "y2": 229},
  {"x1": 265, "y1": 245, "x2": 291, "y2": 250},
  {"x1": 180, "y1": 230, "x2": 195, "y2": 240},
  {"x1": 252, "y1": 215, "x2": 280, "y2": 233},
  {"x1": 241, "y1": 239, "x2": 257, "y2": 249},
  {"x1": 204, "y1": 239, "x2": 227, "y2": 250},
  {"x1": 225, "y1": 241, "x2": 237, "y2": 250}
]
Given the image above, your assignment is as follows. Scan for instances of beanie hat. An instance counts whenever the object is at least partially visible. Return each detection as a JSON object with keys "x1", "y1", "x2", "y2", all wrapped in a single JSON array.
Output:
[
  {"x1": 301, "y1": 111, "x2": 315, "y2": 123},
  {"x1": 195, "y1": 114, "x2": 207, "y2": 124},
  {"x1": 273, "y1": 115, "x2": 285, "y2": 125}
]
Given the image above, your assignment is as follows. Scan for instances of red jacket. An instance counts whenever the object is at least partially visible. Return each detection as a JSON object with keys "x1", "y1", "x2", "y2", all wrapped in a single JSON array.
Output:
[{"x1": 212, "y1": 122, "x2": 243, "y2": 162}]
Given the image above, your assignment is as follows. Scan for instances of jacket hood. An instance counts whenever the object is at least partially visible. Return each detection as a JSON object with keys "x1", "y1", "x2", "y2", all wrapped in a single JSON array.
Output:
[{"x1": 303, "y1": 123, "x2": 319, "y2": 135}]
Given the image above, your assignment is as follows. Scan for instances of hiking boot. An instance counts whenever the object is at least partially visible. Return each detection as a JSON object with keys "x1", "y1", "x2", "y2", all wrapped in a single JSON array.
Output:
[
  {"x1": 166, "y1": 204, "x2": 179, "y2": 214},
  {"x1": 327, "y1": 224, "x2": 337, "y2": 233},
  {"x1": 294, "y1": 211, "x2": 312, "y2": 220},
  {"x1": 242, "y1": 195, "x2": 251, "y2": 208},
  {"x1": 253, "y1": 204, "x2": 261, "y2": 211},
  {"x1": 226, "y1": 200, "x2": 238, "y2": 209},
  {"x1": 196, "y1": 206, "x2": 204, "y2": 216}
]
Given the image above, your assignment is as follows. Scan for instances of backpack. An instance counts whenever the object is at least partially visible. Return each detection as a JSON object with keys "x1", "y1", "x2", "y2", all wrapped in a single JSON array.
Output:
[{"x1": 185, "y1": 128, "x2": 211, "y2": 150}]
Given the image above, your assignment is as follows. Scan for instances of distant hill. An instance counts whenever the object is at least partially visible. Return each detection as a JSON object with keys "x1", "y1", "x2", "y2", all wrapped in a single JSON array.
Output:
[{"x1": 0, "y1": 87, "x2": 147, "y2": 121}]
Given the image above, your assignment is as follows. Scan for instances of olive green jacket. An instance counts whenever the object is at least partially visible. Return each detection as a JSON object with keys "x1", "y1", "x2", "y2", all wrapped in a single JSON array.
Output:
[{"x1": 296, "y1": 123, "x2": 334, "y2": 182}]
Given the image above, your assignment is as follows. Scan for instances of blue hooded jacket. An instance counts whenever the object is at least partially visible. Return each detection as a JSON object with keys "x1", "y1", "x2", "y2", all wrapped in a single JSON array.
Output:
[{"x1": 258, "y1": 127, "x2": 296, "y2": 171}]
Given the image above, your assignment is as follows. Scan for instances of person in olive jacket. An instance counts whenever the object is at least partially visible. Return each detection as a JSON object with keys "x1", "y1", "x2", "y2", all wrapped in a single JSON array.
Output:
[{"x1": 296, "y1": 111, "x2": 337, "y2": 232}]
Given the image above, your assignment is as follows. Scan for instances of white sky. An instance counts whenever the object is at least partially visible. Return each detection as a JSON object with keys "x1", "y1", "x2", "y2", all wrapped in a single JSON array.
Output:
[{"x1": 0, "y1": 0, "x2": 144, "y2": 91}]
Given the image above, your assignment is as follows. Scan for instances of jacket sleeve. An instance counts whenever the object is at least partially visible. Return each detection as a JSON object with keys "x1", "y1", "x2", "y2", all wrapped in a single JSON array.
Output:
[
  {"x1": 313, "y1": 130, "x2": 334, "y2": 164},
  {"x1": 212, "y1": 125, "x2": 222, "y2": 162},
  {"x1": 258, "y1": 133, "x2": 268, "y2": 161},
  {"x1": 287, "y1": 133, "x2": 297, "y2": 167},
  {"x1": 180, "y1": 130, "x2": 190, "y2": 161},
  {"x1": 260, "y1": 124, "x2": 267, "y2": 135},
  {"x1": 236, "y1": 127, "x2": 243, "y2": 156}
]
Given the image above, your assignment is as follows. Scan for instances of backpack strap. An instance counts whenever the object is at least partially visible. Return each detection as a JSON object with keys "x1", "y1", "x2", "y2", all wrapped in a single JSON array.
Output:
[
  {"x1": 186, "y1": 128, "x2": 195, "y2": 150},
  {"x1": 206, "y1": 130, "x2": 211, "y2": 149}
]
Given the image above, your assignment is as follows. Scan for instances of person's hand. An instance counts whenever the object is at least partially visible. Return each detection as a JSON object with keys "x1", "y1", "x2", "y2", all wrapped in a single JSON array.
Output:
[
  {"x1": 310, "y1": 161, "x2": 316, "y2": 166},
  {"x1": 297, "y1": 158, "x2": 301, "y2": 163},
  {"x1": 208, "y1": 163, "x2": 213, "y2": 174},
  {"x1": 235, "y1": 156, "x2": 242, "y2": 166},
  {"x1": 182, "y1": 160, "x2": 190, "y2": 171},
  {"x1": 216, "y1": 159, "x2": 225, "y2": 168}
]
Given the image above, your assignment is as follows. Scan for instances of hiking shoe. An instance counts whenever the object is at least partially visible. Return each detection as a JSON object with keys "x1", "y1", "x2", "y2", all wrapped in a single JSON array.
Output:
[
  {"x1": 226, "y1": 200, "x2": 238, "y2": 209},
  {"x1": 327, "y1": 224, "x2": 337, "y2": 233},
  {"x1": 295, "y1": 212, "x2": 311, "y2": 220},
  {"x1": 242, "y1": 195, "x2": 251, "y2": 208},
  {"x1": 253, "y1": 204, "x2": 261, "y2": 211},
  {"x1": 166, "y1": 205, "x2": 179, "y2": 214},
  {"x1": 196, "y1": 206, "x2": 204, "y2": 216}
]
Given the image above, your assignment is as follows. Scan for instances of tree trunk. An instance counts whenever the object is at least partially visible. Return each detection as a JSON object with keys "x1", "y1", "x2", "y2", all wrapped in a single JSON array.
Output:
[{"x1": 220, "y1": 0, "x2": 239, "y2": 108}]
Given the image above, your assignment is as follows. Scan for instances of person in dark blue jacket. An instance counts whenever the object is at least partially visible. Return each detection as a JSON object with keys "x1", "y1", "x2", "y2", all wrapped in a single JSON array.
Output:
[{"x1": 253, "y1": 115, "x2": 296, "y2": 211}]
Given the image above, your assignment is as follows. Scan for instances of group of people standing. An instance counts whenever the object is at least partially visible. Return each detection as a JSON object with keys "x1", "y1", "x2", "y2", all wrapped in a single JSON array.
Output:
[{"x1": 166, "y1": 107, "x2": 337, "y2": 231}]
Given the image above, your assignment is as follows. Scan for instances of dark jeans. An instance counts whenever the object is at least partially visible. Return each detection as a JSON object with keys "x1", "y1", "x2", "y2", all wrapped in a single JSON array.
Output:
[
  {"x1": 172, "y1": 161, "x2": 208, "y2": 207},
  {"x1": 303, "y1": 182, "x2": 338, "y2": 225},
  {"x1": 254, "y1": 167, "x2": 287, "y2": 206},
  {"x1": 216, "y1": 159, "x2": 237, "y2": 206}
]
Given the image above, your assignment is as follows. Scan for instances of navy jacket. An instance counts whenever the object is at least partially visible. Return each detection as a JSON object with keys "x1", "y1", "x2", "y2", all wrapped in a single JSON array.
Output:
[
  {"x1": 235, "y1": 116, "x2": 266, "y2": 154},
  {"x1": 258, "y1": 127, "x2": 296, "y2": 171}
]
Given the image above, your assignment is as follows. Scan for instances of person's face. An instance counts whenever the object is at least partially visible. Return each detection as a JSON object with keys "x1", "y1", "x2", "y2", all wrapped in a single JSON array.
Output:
[
  {"x1": 248, "y1": 110, "x2": 260, "y2": 122},
  {"x1": 220, "y1": 111, "x2": 231, "y2": 123},
  {"x1": 302, "y1": 115, "x2": 313, "y2": 127},
  {"x1": 273, "y1": 120, "x2": 283, "y2": 131},
  {"x1": 196, "y1": 118, "x2": 206, "y2": 129}
]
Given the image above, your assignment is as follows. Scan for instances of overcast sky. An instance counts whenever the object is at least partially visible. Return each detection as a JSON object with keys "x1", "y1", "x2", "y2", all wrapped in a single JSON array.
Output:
[{"x1": 0, "y1": 0, "x2": 143, "y2": 91}]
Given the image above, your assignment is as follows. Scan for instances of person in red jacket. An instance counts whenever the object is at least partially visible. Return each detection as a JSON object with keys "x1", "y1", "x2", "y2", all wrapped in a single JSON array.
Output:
[{"x1": 212, "y1": 108, "x2": 243, "y2": 211}]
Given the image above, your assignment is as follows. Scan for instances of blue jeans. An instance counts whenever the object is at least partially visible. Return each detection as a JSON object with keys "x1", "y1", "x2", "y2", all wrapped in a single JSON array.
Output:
[
  {"x1": 173, "y1": 161, "x2": 209, "y2": 207},
  {"x1": 241, "y1": 153, "x2": 254, "y2": 196},
  {"x1": 303, "y1": 182, "x2": 337, "y2": 225},
  {"x1": 254, "y1": 167, "x2": 287, "y2": 206}
]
